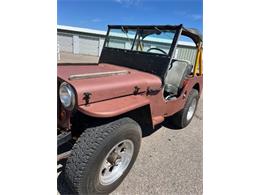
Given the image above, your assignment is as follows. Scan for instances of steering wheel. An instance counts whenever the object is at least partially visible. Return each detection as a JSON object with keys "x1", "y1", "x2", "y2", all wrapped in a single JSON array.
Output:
[{"x1": 147, "y1": 47, "x2": 167, "y2": 54}]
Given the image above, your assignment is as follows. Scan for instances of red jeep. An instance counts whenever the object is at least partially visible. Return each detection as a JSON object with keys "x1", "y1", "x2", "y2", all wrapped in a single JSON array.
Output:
[{"x1": 58, "y1": 24, "x2": 203, "y2": 194}]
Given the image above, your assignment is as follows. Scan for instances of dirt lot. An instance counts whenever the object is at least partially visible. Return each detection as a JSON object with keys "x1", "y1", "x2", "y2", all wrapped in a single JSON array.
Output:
[{"x1": 57, "y1": 54, "x2": 203, "y2": 194}]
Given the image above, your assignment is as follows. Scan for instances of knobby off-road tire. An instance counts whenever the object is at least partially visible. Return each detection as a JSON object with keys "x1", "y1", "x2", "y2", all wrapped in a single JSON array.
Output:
[
  {"x1": 172, "y1": 89, "x2": 199, "y2": 128},
  {"x1": 65, "y1": 117, "x2": 142, "y2": 195}
]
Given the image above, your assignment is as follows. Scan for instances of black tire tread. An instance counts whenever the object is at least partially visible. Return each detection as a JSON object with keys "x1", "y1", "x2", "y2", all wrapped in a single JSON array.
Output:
[{"x1": 65, "y1": 117, "x2": 140, "y2": 194}]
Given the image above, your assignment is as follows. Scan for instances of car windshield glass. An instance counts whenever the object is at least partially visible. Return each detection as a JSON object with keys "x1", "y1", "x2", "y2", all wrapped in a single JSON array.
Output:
[
  {"x1": 105, "y1": 27, "x2": 176, "y2": 56},
  {"x1": 106, "y1": 28, "x2": 137, "y2": 50}
]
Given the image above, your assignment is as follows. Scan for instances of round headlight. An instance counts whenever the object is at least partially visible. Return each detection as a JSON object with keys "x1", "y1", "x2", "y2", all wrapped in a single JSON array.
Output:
[{"x1": 59, "y1": 82, "x2": 75, "y2": 110}]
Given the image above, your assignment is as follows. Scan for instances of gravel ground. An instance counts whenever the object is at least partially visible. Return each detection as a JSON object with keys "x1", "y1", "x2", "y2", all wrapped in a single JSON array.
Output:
[{"x1": 57, "y1": 98, "x2": 203, "y2": 195}]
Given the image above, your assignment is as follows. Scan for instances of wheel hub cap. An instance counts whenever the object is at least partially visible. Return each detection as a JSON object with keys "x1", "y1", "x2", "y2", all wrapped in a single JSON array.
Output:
[
  {"x1": 107, "y1": 152, "x2": 121, "y2": 165},
  {"x1": 99, "y1": 139, "x2": 134, "y2": 185}
]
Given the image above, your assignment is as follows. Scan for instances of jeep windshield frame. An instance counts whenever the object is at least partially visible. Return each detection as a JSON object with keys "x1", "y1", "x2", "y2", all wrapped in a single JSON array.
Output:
[
  {"x1": 99, "y1": 25, "x2": 202, "y2": 82},
  {"x1": 98, "y1": 24, "x2": 202, "y2": 84},
  {"x1": 104, "y1": 26, "x2": 177, "y2": 56}
]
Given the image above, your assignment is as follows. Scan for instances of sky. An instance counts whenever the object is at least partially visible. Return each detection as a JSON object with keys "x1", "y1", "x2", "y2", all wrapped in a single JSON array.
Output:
[{"x1": 58, "y1": 0, "x2": 202, "y2": 34}]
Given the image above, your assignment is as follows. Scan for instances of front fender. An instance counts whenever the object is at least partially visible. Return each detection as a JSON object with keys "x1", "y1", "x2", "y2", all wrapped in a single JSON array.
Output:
[{"x1": 78, "y1": 95, "x2": 150, "y2": 118}]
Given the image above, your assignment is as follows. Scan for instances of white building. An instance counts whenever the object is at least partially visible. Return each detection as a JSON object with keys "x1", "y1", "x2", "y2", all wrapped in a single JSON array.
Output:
[{"x1": 57, "y1": 25, "x2": 197, "y2": 64}]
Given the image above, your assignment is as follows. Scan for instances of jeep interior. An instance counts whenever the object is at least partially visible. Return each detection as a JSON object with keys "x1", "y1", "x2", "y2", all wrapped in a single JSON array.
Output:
[{"x1": 164, "y1": 59, "x2": 193, "y2": 100}]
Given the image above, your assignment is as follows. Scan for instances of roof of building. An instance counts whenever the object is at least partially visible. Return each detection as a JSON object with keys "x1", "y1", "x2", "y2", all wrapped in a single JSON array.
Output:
[
  {"x1": 58, "y1": 25, "x2": 106, "y2": 36},
  {"x1": 57, "y1": 25, "x2": 196, "y2": 47}
]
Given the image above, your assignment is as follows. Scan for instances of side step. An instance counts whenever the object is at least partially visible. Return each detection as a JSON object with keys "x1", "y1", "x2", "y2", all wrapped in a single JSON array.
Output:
[{"x1": 152, "y1": 116, "x2": 164, "y2": 126}]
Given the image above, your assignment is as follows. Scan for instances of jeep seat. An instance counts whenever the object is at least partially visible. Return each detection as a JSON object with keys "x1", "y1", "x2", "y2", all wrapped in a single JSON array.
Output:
[{"x1": 164, "y1": 59, "x2": 193, "y2": 96}]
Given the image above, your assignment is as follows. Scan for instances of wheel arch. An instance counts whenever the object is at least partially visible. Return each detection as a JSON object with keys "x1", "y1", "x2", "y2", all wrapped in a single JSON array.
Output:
[
  {"x1": 71, "y1": 104, "x2": 153, "y2": 138},
  {"x1": 193, "y1": 82, "x2": 200, "y2": 94},
  {"x1": 119, "y1": 104, "x2": 153, "y2": 134}
]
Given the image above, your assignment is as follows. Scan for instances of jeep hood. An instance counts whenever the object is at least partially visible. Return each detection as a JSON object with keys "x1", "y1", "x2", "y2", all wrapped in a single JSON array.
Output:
[{"x1": 57, "y1": 63, "x2": 162, "y2": 106}]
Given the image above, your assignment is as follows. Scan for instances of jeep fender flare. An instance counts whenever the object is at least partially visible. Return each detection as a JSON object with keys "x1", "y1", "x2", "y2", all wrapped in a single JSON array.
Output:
[{"x1": 78, "y1": 95, "x2": 150, "y2": 118}]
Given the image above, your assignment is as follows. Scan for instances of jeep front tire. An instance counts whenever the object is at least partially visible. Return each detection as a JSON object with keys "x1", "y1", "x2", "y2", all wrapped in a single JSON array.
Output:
[{"x1": 65, "y1": 117, "x2": 142, "y2": 195}]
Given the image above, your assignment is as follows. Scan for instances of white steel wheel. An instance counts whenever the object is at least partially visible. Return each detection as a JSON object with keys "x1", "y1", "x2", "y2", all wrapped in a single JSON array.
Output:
[
  {"x1": 187, "y1": 98, "x2": 197, "y2": 121},
  {"x1": 170, "y1": 89, "x2": 199, "y2": 129},
  {"x1": 99, "y1": 139, "x2": 134, "y2": 186}
]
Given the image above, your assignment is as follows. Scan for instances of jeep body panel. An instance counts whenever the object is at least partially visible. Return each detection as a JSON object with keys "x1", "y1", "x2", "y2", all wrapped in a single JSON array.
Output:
[
  {"x1": 163, "y1": 76, "x2": 202, "y2": 116},
  {"x1": 136, "y1": 75, "x2": 202, "y2": 126},
  {"x1": 58, "y1": 63, "x2": 162, "y2": 105},
  {"x1": 78, "y1": 95, "x2": 150, "y2": 118},
  {"x1": 58, "y1": 63, "x2": 202, "y2": 127}
]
